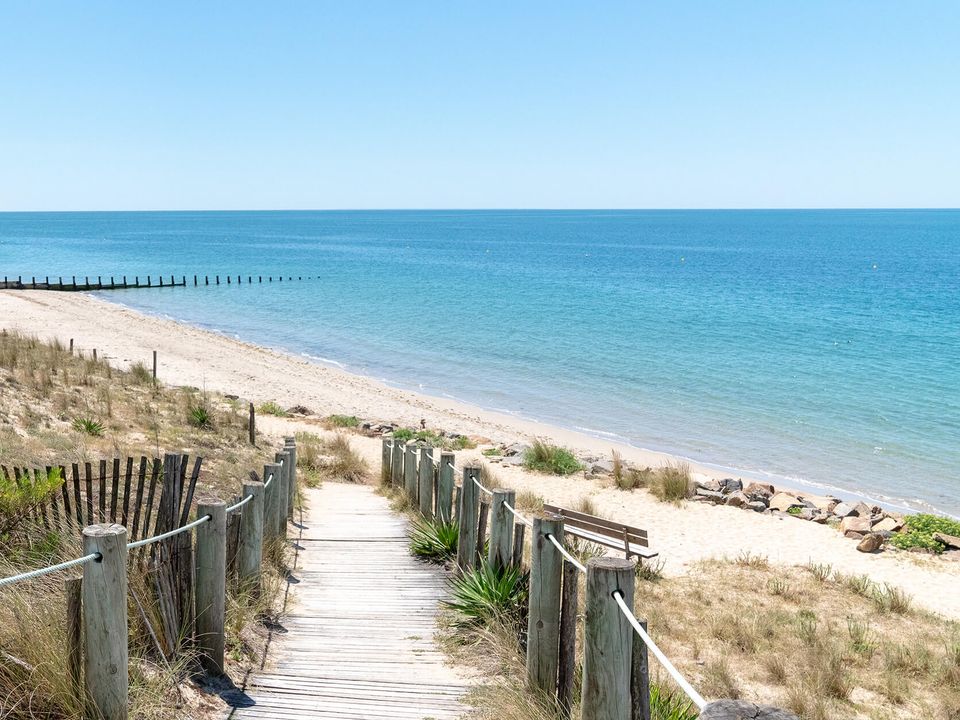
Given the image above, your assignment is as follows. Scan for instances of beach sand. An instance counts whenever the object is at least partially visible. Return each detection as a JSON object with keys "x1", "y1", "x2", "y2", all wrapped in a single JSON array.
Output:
[{"x1": 2, "y1": 289, "x2": 958, "y2": 618}]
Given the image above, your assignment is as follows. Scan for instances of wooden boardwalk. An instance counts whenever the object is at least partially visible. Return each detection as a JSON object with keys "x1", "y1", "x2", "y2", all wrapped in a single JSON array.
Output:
[{"x1": 226, "y1": 482, "x2": 471, "y2": 720}]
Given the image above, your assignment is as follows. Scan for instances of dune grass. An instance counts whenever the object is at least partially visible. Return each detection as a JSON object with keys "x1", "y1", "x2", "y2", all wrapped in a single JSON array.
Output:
[
  {"x1": 523, "y1": 439, "x2": 582, "y2": 475},
  {"x1": 295, "y1": 431, "x2": 369, "y2": 484},
  {"x1": 649, "y1": 463, "x2": 693, "y2": 503}
]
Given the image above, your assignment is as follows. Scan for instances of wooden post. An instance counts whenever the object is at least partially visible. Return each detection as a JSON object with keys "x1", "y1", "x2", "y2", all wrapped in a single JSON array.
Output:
[
  {"x1": 558, "y1": 559, "x2": 580, "y2": 717},
  {"x1": 284, "y1": 438, "x2": 296, "y2": 518},
  {"x1": 631, "y1": 618, "x2": 652, "y2": 720},
  {"x1": 275, "y1": 451, "x2": 290, "y2": 533},
  {"x1": 263, "y1": 462, "x2": 281, "y2": 540},
  {"x1": 418, "y1": 447, "x2": 434, "y2": 518},
  {"x1": 82, "y1": 523, "x2": 128, "y2": 720},
  {"x1": 391, "y1": 440, "x2": 404, "y2": 487},
  {"x1": 527, "y1": 515, "x2": 564, "y2": 698},
  {"x1": 404, "y1": 443, "x2": 418, "y2": 503},
  {"x1": 248, "y1": 403, "x2": 256, "y2": 445},
  {"x1": 512, "y1": 522, "x2": 526, "y2": 567},
  {"x1": 582, "y1": 558, "x2": 635, "y2": 720},
  {"x1": 92, "y1": 348, "x2": 97, "y2": 361},
  {"x1": 195, "y1": 501, "x2": 226, "y2": 675},
  {"x1": 488, "y1": 489, "x2": 516, "y2": 570},
  {"x1": 456, "y1": 467, "x2": 480, "y2": 571},
  {"x1": 381, "y1": 438, "x2": 392, "y2": 485},
  {"x1": 152, "y1": 350, "x2": 157, "y2": 385},
  {"x1": 69, "y1": 338, "x2": 73, "y2": 354},
  {"x1": 437, "y1": 452, "x2": 455, "y2": 523},
  {"x1": 65, "y1": 576, "x2": 82, "y2": 701},
  {"x1": 238, "y1": 480, "x2": 264, "y2": 594}
]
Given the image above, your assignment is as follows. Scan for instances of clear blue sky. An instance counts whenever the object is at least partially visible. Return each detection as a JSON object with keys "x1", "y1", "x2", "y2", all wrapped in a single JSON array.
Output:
[{"x1": 1, "y1": 2, "x2": 957, "y2": 210}]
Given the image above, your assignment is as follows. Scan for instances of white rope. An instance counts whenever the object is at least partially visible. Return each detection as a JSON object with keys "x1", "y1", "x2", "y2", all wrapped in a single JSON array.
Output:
[
  {"x1": 226, "y1": 493, "x2": 253, "y2": 513},
  {"x1": 127, "y1": 513, "x2": 211, "y2": 550},
  {"x1": 263, "y1": 471, "x2": 274, "y2": 489},
  {"x1": 613, "y1": 591, "x2": 707, "y2": 710},
  {"x1": 473, "y1": 476, "x2": 494, "y2": 496},
  {"x1": 502, "y1": 500, "x2": 533, "y2": 528},
  {"x1": 546, "y1": 533, "x2": 587, "y2": 573},
  {"x1": 0, "y1": 553, "x2": 101, "y2": 588}
]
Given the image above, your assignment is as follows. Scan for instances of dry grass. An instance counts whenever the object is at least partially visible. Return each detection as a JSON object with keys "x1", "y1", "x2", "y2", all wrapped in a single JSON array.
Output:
[
  {"x1": 649, "y1": 462, "x2": 693, "y2": 503},
  {"x1": 632, "y1": 559, "x2": 960, "y2": 719},
  {"x1": 295, "y1": 431, "x2": 369, "y2": 484}
]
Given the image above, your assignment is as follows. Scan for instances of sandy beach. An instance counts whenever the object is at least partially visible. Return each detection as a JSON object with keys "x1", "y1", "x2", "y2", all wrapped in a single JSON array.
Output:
[{"x1": 2, "y1": 289, "x2": 958, "y2": 619}]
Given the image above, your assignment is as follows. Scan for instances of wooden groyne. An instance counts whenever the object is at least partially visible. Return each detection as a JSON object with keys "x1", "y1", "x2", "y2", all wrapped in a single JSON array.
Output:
[{"x1": 0, "y1": 274, "x2": 320, "y2": 291}]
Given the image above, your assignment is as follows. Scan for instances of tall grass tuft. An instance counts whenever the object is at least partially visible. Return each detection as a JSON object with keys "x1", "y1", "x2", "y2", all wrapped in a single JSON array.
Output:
[
  {"x1": 523, "y1": 439, "x2": 582, "y2": 475},
  {"x1": 650, "y1": 463, "x2": 692, "y2": 502},
  {"x1": 257, "y1": 401, "x2": 289, "y2": 417}
]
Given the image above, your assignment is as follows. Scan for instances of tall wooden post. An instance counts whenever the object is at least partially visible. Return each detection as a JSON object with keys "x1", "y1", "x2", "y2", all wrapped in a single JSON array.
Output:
[
  {"x1": 391, "y1": 440, "x2": 404, "y2": 487},
  {"x1": 582, "y1": 558, "x2": 635, "y2": 720},
  {"x1": 238, "y1": 481, "x2": 264, "y2": 594},
  {"x1": 381, "y1": 438, "x2": 392, "y2": 485},
  {"x1": 558, "y1": 559, "x2": 580, "y2": 717},
  {"x1": 456, "y1": 466, "x2": 480, "y2": 571},
  {"x1": 152, "y1": 350, "x2": 157, "y2": 385},
  {"x1": 65, "y1": 576, "x2": 82, "y2": 701},
  {"x1": 283, "y1": 438, "x2": 296, "y2": 519},
  {"x1": 404, "y1": 443, "x2": 418, "y2": 503},
  {"x1": 248, "y1": 403, "x2": 256, "y2": 445},
  {"x1": 437, "y1": 452, "x2": 455, "y2": 523},
  {"x1": 195, "y1": 501, "x2": 227, "y2": 675},
  {"x1": 418, "y1": 446, "x2": 434, "y2": 518},
  {"x1": 275, "y1": 451, "x2": 290, "y2": 533},
  {"x1": 631, "y1": 618, "x2": 652, "y2": 720},
  {"x1": 487, "y1": 489, "x2": 516, "y2": 570},
  {"x1": 527, "y1": 515, "x2": 564, "y2": 698},
  {"x1": 263, "y1": 462, "x2": 281, "y2": 540},
  {"x1": 82, "y1": 523, "x2": 128, "y2": 720}
]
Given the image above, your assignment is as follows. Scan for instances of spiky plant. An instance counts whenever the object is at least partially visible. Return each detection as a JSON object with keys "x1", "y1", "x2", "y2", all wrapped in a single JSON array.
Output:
[
  {"x1": 446, "y1": 561, "x2": 528, "y2": 625},
  {"x1": 409, "y1": 518, "x2": 459, "y2": 563},
  {"x1": 72, "y1": 416, "x2": 104, "y2": 437},
  {"x1": 188, "y1": 405, "x2": 213, "y2": 429}
]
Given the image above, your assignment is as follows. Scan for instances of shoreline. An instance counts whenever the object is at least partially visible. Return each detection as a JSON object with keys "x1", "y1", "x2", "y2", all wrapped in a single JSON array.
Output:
[{"x1": 1, "y1": 288, "x2": 953, "y2": 520}]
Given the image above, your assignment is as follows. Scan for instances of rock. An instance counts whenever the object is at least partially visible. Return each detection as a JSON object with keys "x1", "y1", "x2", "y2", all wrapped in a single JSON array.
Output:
[
  {"x1": 503, "y1": 443, "x2": 528, "y2": 457},
  {"x1": 857, "y1": 533, "x2": 885, "y2": 553},
  {"x1": 745, "y1": 501, "x2": 767, "y2": 512},
  {"x1": 934, "y1": 532, "x2": 960, "y2": 550},
  {"x1": 695, "y1": 488, "x2": 726, "y2": 503},
  {"x1": 872, "y1": 517, "x2": 903, "y2": 533},
  {"x1": 845, "y1": 531, "x2": 865, "y2": 540},
  {"x1": 699, "y1": 699, "x2": 800, "y2": 719},
  {"x1": 794, "y1": 508, "x2": 816, "y2": 521},
  {"x1": 288, "y1": 405, "x2": 312, "y2": 415},
  {"x1": 852, "y1": 501, "x2": 874, "y2": 517},
  {"x1": 225, "y1": 393, "x2": 239, "y2": 400},
  {"x1": 719, "y1": 478, "x2": 743, "y2": 493},
  {"x1": 810, "y1": 512, "x2": 829, "y2": 524},
  {"x1": 590, "y1": 461, "x2": 614, "y2": 475},
  {"x1": 697, "y1": 479, "x2": 723, "y2": 493},
  {"x1": 802, "y1": 495, "x2": 839, "y2": 513},
  {"x1": 726, "y1": 491, "x2": 749, "y2": 508},
  {"x1": 841, "y1": 516, "x2": 872, "y2": 535},
  {"x1": 744, "y1": 482, "x2": 775, "y2": 500},
  {"x1": 832, "y1": 502, "x2": 856, "y2": 518},
  {"x1": 499, "y1": 455, "x2": 525, "y2": 466},
  {"x1": 769, "y1": 492, "x2": 803, "y2": 512}
]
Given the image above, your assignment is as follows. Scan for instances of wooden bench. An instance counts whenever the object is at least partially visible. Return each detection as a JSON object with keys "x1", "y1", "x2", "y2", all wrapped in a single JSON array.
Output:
[{"x1": 543, "y1": 504, "x2": 658, "y2": 560}]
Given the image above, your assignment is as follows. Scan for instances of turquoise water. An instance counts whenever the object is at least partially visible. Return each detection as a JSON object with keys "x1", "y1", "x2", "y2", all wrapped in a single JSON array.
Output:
[{"x1": 1, "y1": 210, "x2": 958, "y2": 517}]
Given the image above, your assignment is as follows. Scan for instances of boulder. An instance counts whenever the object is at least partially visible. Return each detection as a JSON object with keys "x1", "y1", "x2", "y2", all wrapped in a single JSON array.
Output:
[
  {"x1": 794, "y1": 508, "x2": 816, "y2": 521},
  {"x1": 590, "y1": 461, "x2": 614, "y2": 475},
  {"x1": 769, "y1": 492, "x2": 803, "y2": 512},
  {"x1": 852, "y1": 501, "x2": 874, "y2": 517},
  {"x1": 934, "y1": 532, "x2": 960, "y2": 550},
  {"x1": 699, "y1": 699, "x2": 800, "y2": 719},
  {"x1": 726, "y1": 491, "x2": 749, "y2": 508},
  {"x1": 840, "y1": 516, "x2": 872, "y2": 535},
  {"x1": 832, "y1": 502, "x2": 856, "y2": 518},
  {"x1": 719, "y1": 478, "x2": 743, "y2": 493},
  {"x1": 845, "y1": 531, "x2": 865, "y2": 540},
  {"x1": 857, "y1": 533, "x2": 885, "y2": 553},
  {"x1": 695, "y1": 488, "x2": 726, "y2": 503},
  {"x1": 803, "y1": 495, "x2": 839, "y2": 513},
  {"x1": 744, "y1": 482, "x2": 775, "y2": 500},
  {"x1": 872, "y1": 516, "x2": 903, "y2": 533},
  {"x1": 697, "y1": 479, "x2": 723, "y2": 493},
  {"x1": 503, "y1": 443, "x2": 528, "y2": 457},
  {"x1": 745, "y1": 501, "x2": 767, "y2": 512}
]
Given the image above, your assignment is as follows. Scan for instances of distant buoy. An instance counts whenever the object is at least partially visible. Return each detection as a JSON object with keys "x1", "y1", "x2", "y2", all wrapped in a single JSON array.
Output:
[
  {"x1": 680, "y1": 257, "x2": 686, "y2": 263},
  {"x1": 872, "y1": 263, "x2": 878, "y2": 270}
]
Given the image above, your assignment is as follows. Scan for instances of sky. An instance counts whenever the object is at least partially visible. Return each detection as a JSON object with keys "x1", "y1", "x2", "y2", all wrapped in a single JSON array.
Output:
[{"x1": 0, "y1": 2, "x2": 958, "y2": 210}]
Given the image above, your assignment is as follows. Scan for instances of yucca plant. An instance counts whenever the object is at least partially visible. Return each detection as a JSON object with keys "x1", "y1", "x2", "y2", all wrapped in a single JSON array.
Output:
[
  {"x1": 446, "y1": 561, "x2": 528, "y2": 625},
  {"x1": 188, "y1": 404, "x2": 213, "y2": 429},
  {"x1": 409, "y1": 518, "x2": 459, "y2": 563},
  {"x1": 72, "y1": 416, "x2": 104, "y2": 437}
]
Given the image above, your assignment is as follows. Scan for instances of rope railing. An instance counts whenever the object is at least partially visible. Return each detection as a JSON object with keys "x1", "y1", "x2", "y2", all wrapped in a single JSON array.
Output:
[
  {"x1": 225, "y1": 493, "x2": 254, "y2": 513},
  {"x1": 613, "y1": 590, "x2": 707, "y2": 710},
  {"x1": 546, "y1": 532, "x2": 587, "y2": 573},
  {"x1": 127, "y1": 512, "x2": 211, "y2": 550},
  {"x1": 502, "y1": 499, "x2": 533, "y2": 528},
  {"x1": 0, "y1": 552, "x2": 101, "y2": 588}
]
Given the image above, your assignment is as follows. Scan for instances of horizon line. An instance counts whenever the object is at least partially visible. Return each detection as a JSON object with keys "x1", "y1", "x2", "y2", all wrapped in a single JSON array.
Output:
[{"x1": 1, "y1": 206, "x2": 959, "y2": 214}]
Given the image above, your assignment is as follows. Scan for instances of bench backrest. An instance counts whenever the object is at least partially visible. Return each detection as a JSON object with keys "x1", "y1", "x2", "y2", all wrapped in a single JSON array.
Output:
[{"x1": 543, "y1": 504, "x2": 649, "y2": 548}]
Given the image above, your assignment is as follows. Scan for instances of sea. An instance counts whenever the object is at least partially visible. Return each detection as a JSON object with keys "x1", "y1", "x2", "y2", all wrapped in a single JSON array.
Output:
[{"x1": 1, "y1": 210, "x2": 957, "y2": 518}]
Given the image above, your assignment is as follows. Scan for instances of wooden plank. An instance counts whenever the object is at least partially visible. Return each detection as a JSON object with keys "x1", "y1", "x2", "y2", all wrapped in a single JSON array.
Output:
[
  {"x1": 98, "y1": 459, "x2": 107, "y2": 522},
  {"x1": 178, "y1": 456, "x2": 202, "y2": 527},
  {"x1": 84, "y1": 462, "x2": 94, "y2": 526},
  {"x1": 121, "y1": 457, "x2": 134, "y2": 527},
  {"x1": 110, "y1": 458, "x2": 121, "y2": 522},
  {"x1": 130, "y1": 457, "x2": 148, "y2": 541},
  {"x1": 72, "y1": 463, "x2": 84, "y2": 526},
  {"x1": 59, "y1": 466, "x2": 73, "y2": 530},
  {"x1": 543, "y1": 503, "x2": 648, "y2": 542}
]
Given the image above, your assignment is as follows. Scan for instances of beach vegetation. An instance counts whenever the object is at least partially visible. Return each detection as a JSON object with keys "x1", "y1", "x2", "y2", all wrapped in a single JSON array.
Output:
[
  {"x1": 0, "y1": 466, "x2": 62, "y2": 538},
  {"x1": 481, "y1": 447, "x2": 502, "y2": 457},
  {"x1": 130, "y1": 361, "x2": 152, "y2": 383},
  {"x1": 257, "y1": 401, "x2": 289, "y2": 417},
  {"x1": 391, "y1": 426, "x2": 477, "y2": 450},
  {"x1": 522, "y1": 439, "x2": 582, "y2": 475},
  {"x1": 409, "y1": 517, "x2": 459, "y2": 563},
  {"x1": 889, "y1": 513, "x2": 960, "y2": 554},
  {"x1": 187, "y1": 404, "x2": 213, "y2": 429},
  {"x1": 72, "y1": 416, "x2": 105, "y2": 437},
  {"x1": 446, "y1": 561, "x2": 528, "y2": 626},
  {"x1": 326, "y1": 413, "x2": 360, "y2": 428},
  {"x1": 295, "y1": 431, "x2": 368, "y2": 484},
  {"x1": 649, "y1": 462, "x2": 693, "y2": 503}
]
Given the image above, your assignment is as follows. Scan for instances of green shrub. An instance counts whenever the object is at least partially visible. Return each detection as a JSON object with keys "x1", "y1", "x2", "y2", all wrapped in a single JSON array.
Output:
[
  {"x1": 0, "y1": 467, "x2": 63, "y2": 537},
  {"x1": 257, "y1": 401, "x2": 289, "y2": 417},
  {"x1": 327, "y1": 414, "x2": 359, "y2": 428},
  {"x1": 409, "y1": 518, "x2": 459, "y2": 563},
  {"x1": 522, "y1": 439, "x2": 582, "y2": 475},
  {"x1": 390, "y1": 427, "x2": 474, "y2": 450},
  {"x1": 481, "y1": 447, "x2": 502, "y2": 457},
  {"x1": 129, "y1": 361, "x2": 152, "y2": 383},
  {"x1": 446, "y1": 561, "x2": 528, "y2": 625},
  {"x1": 888, "y1": 514, "x2": 960, "y2": 554},
  {"x1": 650, "y1": 463, "x2": 693, "y2": 503},
  {"x1": 188, "y1": 405, "x2": 213, "y2": 429},
  {"x1": 650, "y1": 684, "x2": 698, "y2": 720},
  {"x1": 72, "y1": 416, "x2": 104, "y2": 437}
]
